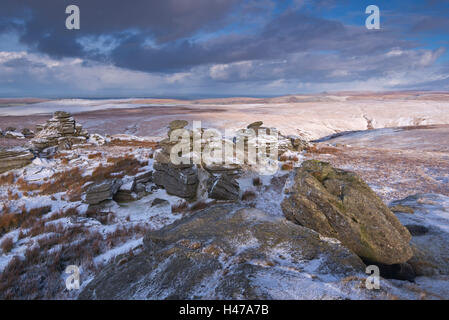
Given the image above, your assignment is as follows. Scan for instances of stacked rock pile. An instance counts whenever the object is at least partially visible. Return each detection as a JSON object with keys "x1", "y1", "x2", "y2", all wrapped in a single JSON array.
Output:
[{"x1": 30, "y1": 111, "x2": 89, "y2": 154}]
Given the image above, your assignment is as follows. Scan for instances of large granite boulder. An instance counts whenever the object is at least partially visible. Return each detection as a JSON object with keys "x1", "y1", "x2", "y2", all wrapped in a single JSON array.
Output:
[
  {"x1": 281, "y1": 160, "x2": 413, "y2": 265},
  {"x1": 84, "y1": 179, "x2": 122, "y2": 205},
  {"x1": 0, "y1": 147, "x2": 34, "y2": 174},
  {"x1": 79, "y1": 205, "x2": 365, "y2": 299}
]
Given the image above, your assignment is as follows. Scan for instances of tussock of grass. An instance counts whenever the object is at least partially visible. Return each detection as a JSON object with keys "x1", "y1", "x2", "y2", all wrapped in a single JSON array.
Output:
[
  {"x1": 281, "y1": 162, "x2": 294, "y2": 171},
  {"x1": 1, "y1": 236, "x2": 13, "y2": 253},
  {"x1": 0, "y1": 172, "x2": 16, "y2": 186}
]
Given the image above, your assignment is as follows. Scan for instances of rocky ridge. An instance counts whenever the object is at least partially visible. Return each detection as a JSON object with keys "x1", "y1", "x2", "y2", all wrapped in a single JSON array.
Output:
[{"x1": 153, "y1": 120, "x2": 308, "y2": 201}]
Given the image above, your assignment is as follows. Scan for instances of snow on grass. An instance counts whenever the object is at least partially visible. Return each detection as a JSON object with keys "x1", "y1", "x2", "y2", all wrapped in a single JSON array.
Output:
[{"x1": 94, "y1": 237, "x2": 143, "y2": 266}]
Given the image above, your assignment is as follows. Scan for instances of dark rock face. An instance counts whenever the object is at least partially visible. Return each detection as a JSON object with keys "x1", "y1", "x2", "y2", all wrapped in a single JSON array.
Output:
[
  {"x1": 208, "y1": 174, "x2": 239, "y2": 201},
  {"x1": 84, "y1": 179, "x2": 122, "y2": 205},
  {"x1": 113, "y1": 171, "x2": 153, "y2": 203},
  {"x1": 78, "y1": 205, "x2": 365, "y2": 300},
  {"x1": 405, "y1": 224, "x2": 429, "y2": 236},
  {"x1": 362, "y1": 258, "x2": 415, "y2": 281},
  {"x1": 0, "y1": 147, "x2": 34, "y2": 174},
  {"x1": 134, "y1": 170, "x2": 153, "y2": 185},
  {"x1": 113, "y1": 180, "x2": 136, "y2": 203},
  {"x1": 153, "y1": 162, "x2": 198, "y2": 199},
  {"x1": 281, "y1": 160, "x2": 413, "y2": 265},
  {"x1": 151, "y1": 198, "x2": 169, "y2": 206}
]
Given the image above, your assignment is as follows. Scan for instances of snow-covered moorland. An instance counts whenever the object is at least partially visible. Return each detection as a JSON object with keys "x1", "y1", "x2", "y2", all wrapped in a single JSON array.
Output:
[{"x1": 1, "y1": 108, "x2": 449, "y2": 300}]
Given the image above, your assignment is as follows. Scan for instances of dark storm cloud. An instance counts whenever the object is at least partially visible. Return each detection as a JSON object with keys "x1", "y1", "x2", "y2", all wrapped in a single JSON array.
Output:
[
  {"x1": 1, "y1": 0, "x2": 449, "y2": 97},
  {"x1": 0, "y1": 0, "x2": 241, "y2": 56},
  {"x1": 0, "y1": 0, "x2": 417, "y2": 73},
  {"x1": 111, "y1": 12, "x2": 348, "y2": 72},
  {"x1": 411, "y1": 16, "x2": 449, "y2": 34},
  {"x1": 110, "y1": 11, "x2": 416, "y2": 73}
]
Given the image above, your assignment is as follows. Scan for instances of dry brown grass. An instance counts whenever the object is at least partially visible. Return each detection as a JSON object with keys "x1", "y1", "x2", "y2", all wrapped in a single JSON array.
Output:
[
  {"x1": 281, "y1": 162, "x2": 294, "y2": 171},
  {"x1": 88, "y1": 152, "x2": 102, "y2": 159},
  {"x1": 0, "y1": 205, "x2": 51, "y2": 236},
  {"x1": 46, "y1": 207, "x2": 79, "y2": 222},
  {"x1": 241, "y1": 190, "x2": 257, "y2": 201},
  {"x1": 0, "y1": 219, "x2": 151, "y2": 299},
  {"x1": 1, "y1": 236, "x2": 14, "y2": 253},
  {"x1": 7, "y1": 190, "x2": 19, "y2": 201},
  {"x1": 107, "y1": 138, "x2": 158, "y2": 148},
  {"x1": 53, "y1": 152, "x2": 69, "y2": 159},
  {"x1": 171, "y1": 201, "x2": 188, "y2": 213},
  {"x1": 0, "y1": 172, "x2": 16, "y2": 186},
  {"x1": 252, "y1": 177, "x2": 262, "y2": 186},
  {"x1": 0, "y1": 214, "x2": 19, "y2": 236},
  {"x1": 305, "y1": 145, "x2": 340, "y2": 155}
]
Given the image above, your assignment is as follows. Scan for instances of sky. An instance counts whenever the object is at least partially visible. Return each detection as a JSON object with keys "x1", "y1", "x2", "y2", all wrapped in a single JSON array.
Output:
[{"x1": 0, "y1": 0, "x2": 448, "y2": 98}]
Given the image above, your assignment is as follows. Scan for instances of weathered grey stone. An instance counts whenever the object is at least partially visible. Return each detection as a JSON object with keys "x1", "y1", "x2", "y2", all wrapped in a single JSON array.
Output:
[
  {"x1": 281, "y1": 160, "x2": 413, "y2": 265},
  {"x1": 113, "y1": 180, "x2": 136, "y2": 203},
  {"x1": 84, "y1": 179, "x2": 122, "y2": 205},
  {"x1": 134, "y1": 170, "x2": 153, "y2": 185},
  {"x1": 0, "y1": 147, "x2": 34, "y2": 173},
  {"x1": 208, "y1": 174, "x2": 239, "y2": 201},
  {"x1": 4, "y1": 131, "x2": 25, "y2": 139},
  {"x1": 247, "y1": 121, "x2": 263, "y2": 129},
  {"x1": 78, "y1": 205, "x2": 365, "y2": 299},
  {"x1": 153, "y1": 162, "x2": 198, "y2": 199}
]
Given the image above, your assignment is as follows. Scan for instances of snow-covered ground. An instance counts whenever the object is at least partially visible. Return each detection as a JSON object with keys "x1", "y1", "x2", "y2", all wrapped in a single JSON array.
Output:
[
  {"x1": 2, "y1": 100, "x2": 449, "y2": 299},
  {"x1": 0, "y1": 99, "x2": 181, "y2": 116}
]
